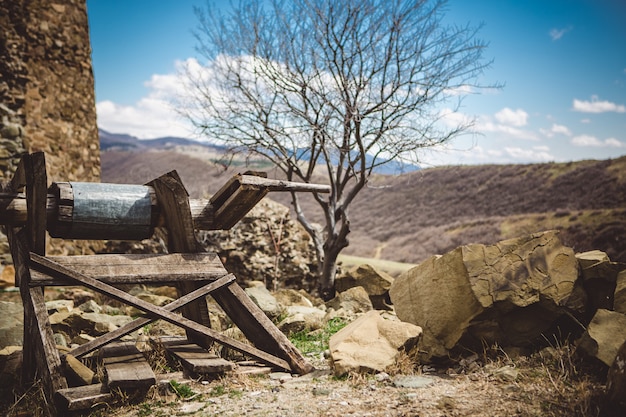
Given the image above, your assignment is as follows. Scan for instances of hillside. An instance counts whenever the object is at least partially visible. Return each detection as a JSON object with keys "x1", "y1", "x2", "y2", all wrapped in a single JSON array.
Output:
[{"x1": 101, "y1": 147, "x2": 626, "y2": 265}]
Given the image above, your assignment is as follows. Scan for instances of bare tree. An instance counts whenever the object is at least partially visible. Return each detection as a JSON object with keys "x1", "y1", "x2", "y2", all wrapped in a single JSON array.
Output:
[{"x1": 183, "y1": 0, "x2": 496, "y2": 299}]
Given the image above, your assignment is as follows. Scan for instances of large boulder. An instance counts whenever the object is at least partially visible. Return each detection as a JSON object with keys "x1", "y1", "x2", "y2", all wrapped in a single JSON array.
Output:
[
  {"x1": 336, "y1": 264, "x2": 394, "y2": 310},
  {"x1": 576, "y1": 309, "x2": 626, "y2": 367},
  {"x1": 329, "y1": 310, "x2": 422, "y2": 376},
  {"x1": 390, "y1": 231, "x2": 584, "y2": 360}
]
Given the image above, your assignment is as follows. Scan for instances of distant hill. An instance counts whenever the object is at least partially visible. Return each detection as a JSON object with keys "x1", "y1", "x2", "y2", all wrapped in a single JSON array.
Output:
[
  {"x1": 101, "y1": 143, "x2": 626, "y2": 266},
  {"x1": 99, "y1": 129, "x2": 227, "y2": 152}
]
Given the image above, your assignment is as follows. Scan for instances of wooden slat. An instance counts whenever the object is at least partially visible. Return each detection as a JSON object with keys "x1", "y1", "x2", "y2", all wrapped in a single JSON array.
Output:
[
  {"x1": 29, "y1": 252, "x2": 227, "y2": 286},
  {"x1": 99, "y1": 342, "x2": 156, "y2": 390},
  {"x1": 70, "y1": 274, "x2": 236, "y2": 359},
  {"x1": 30, "y1": 254, "x2": 291, "y2": 370},
  {"x1": 55, "y1": 383, "x2": 113, "y2": 411},
  {"x1": 161, "y1": 338, "x2": 235, "y2": 374}
]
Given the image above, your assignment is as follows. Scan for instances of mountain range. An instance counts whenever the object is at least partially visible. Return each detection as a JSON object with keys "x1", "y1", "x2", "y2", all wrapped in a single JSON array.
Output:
[{"x1": 100, "y1": 130, "x2": 626, "y2": 266}]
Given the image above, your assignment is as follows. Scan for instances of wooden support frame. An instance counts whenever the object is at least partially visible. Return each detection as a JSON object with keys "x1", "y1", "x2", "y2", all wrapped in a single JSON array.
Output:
[{"x1": 5, "y1": 152, "x2": 317, "y2": 414}]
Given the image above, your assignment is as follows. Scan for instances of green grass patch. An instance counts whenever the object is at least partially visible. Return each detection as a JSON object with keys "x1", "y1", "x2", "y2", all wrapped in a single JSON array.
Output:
[{"x1": 289, "y1": 317, "x2": 348, "y2": 355}]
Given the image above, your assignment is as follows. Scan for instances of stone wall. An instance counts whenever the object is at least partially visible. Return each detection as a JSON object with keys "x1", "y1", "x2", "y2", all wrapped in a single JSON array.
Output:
[
  {"x1": 0, "y1": 0, "x2": 100, "y2": 262},
  {"x1": 0, "y1": 0, "x2": 100, "y2": 181}
]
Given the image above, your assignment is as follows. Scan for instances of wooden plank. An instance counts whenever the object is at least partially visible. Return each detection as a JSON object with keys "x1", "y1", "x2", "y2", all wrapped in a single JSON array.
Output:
[
  {"x1": 161, "y1": 338, "x2": 235, "y2": 374},
  {"x1": 70, "y1": 274, "x2": 236, "y2": 359},
  {"x1": 29, "y1": 252, "x2": 227, "y2": 286},
  {"x1": 212, "y1": 185, "x2": 269, "y2": 230},
  {"x1": 212, "y1": 282, "x2": 315, "y2": 375},
  {"x1": 99, "y1": 342, "x2": 156, "y2": 390},
  {"x1": 30, "y1": 254, "x2": 291, "y2": 370},
  {"x1": 148, "y1": 171, "x2": 213, "y2": 348},
  {"x1": 55, "y1": 383, "x2": 113, "y2": 411}
]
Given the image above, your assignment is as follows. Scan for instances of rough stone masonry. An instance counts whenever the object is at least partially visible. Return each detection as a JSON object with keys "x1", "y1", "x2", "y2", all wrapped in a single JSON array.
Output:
[{"x1": 0, "y1": 0, "x2": 100, "y2": 261}]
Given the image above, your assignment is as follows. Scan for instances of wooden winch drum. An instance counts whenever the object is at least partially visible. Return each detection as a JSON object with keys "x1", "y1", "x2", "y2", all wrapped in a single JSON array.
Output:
[{"x1": 48, "y1": 182, "x2": 157, "y2": 240}]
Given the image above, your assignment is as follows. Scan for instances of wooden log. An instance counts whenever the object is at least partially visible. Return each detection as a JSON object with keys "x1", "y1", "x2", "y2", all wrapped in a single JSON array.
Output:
[
  {"x1": 161, "y1": 337, "x2": 235, "y2": 375},
  {"x1": 0, "y1": 174, "x2": 330, "y2": 231},
  {"x1": 54, "y1": 383, "x2": 113, "y2": 411},
  {"x1": 30, "y1": 253, "x2": 291, "y2": 371},
  {"x1": 29, "y1": 252, "x2": 228, "y2": 286},
  {"x1": 99, "y1": 342, "x2": 156, "y2": 390}
]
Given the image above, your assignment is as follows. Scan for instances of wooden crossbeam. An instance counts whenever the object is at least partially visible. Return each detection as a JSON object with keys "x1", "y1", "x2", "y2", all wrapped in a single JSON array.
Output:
[
  {"x1": 29, "y1": 253, "x2": 227, "y2": 286},
  {"x1": 30, "y1": 253, "x2": 291, "y2": 371}
]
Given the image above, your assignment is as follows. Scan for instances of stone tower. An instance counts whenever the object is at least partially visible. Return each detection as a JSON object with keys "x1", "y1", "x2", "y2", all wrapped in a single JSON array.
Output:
[
  {"x1": 1, "y1": 0, "x2": 100, "y2": 262},
  {"x1": 0, "y1": 0, "x2": 100, "y2": 182}
]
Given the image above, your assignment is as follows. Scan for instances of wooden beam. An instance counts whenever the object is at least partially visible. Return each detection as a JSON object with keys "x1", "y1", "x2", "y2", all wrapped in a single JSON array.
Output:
[
  {"x1": 30, "y1": 253, "x2": 291, "y2": 370},
  {"x1": 0, "y1": 174, "x2": 330, "y2": 231},
  {"x1": 99, "y1": 342, "x2": 156, "y2": 390},
  {"x1": 161, "y1": 338, "x2": 235, "y2": 375},
  {"x1": 29, "y1": 252, "x2": 228, "y2": 286},
  {"x1": 55, "y1": 383, "x2": 113, "y2": 411}
]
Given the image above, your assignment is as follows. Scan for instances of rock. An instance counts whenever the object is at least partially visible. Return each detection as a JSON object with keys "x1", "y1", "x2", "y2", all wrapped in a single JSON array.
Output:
[
  {"x1": 274, "y1": 288, "x2": 314, "y2": 308},
  {"x1": 0, "y1": 265, "x2": 15, "y2": 288},
  {"x1": 278, "y1": 307, "x2": 325, "y2": 334},
  {"x1": 615, "y1": 270, "x2": 626, "y2": 314},
  {"x1": 329, "y1": 310, "x2": 422, "y2": 377},
  {"x1": 325, "y1": 286, "x2": 373, "y2": 317},
  {"x1": 59, "y1": 288, "x2": 95, "y2": 306},
  {"x1": 577, "y1": 309, "x2": 626, "y2": 367},
  {"x1": 64, "y1": 354, "x2": 94, "y2": 385},
  {"x1": 606, "y1": 339, "x2": 626, "y2": 415},
  {"x1": 336, "y1": 264, "x2": 394, "y2": 310},
  {"x1": 0, "y1": 302, "x2": 23, "y2": 348},
  {"x1": 576, "y1": 250, "x2": 624, "y2": 316},
  {"x1": 244, "y1": 281, "x2": 282, "y2": 320},
  {"x1": 390, "y1": 231, "x2": 583, "y2": 360},
  {"x1": 76, "y1": 299, "x2": 101, "y2": 313},
  {"x1": 46, "y1": 299, "x2": 74, "y2": 314}
]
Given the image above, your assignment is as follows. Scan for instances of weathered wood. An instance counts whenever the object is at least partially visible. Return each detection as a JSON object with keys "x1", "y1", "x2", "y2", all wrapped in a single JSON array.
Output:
[
  {"x1": 54, "y1": 383, "x2": 113, "y2": 411},
  {"x1": 70, "y1": 274, "x2": 236, "y2": 359},
  {"x1": 148, "y1": 171, "x2": 215, "y2": 349},
  {"x1": 29, "y1": 252, "x2": 227, "y2": 286},
  {"x1": 161, "y1": 337, "x2": 235, "y2": 374},
  {"x1": 48, "y1": 182, "x2": 155, "y2": 240},
  {"x1": 25, "y1": 152, "x2": 47, "y2": 256},
  {"x1": 0, "y1": 174, "x2": 330, "y2": 231},
  {"x1": 30, "y1": 253, "x2": 291, "y2": 370},
  {"x1": 99, "y1": 342, "x2": 156, "y2": 390},
  {"x1": 211, "y1": 180, "x2": 270, "y2": 229},
  {"x1": 212, "y1": 282, "x2": 315, "y2": 375}
]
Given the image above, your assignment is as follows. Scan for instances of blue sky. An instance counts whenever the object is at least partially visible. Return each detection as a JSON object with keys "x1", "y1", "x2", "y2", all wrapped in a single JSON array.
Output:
[{"x1": 87, "y1": 0, "x2": 626, "y2": 166}]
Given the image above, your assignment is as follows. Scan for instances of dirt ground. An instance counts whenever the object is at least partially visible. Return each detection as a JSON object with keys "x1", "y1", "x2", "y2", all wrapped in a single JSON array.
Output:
[{"x1": 71, "y1": 347, "x2": 608, "y2": 417}]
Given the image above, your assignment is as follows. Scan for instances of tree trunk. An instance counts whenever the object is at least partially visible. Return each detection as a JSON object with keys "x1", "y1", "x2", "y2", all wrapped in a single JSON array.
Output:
[{"x1": 319, "y1": 244, "x2": 340, "y2": 301}]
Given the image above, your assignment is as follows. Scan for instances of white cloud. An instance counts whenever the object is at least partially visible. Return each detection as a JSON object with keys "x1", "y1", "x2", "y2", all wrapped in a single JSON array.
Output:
[
  {"x1": 571, "y1": 134, "x2": 625, "y2": 147},
  {"x1": 549, "y1": 26, "x2": 573, "y2": 41},
  {"x1": 495, "y1": 107, "x2": 528, "y2": 127},
  {"x1": 572, "y1": 96, "x2": 626, "y2": 113},
  {"x1": 96, "y1": 60, "x2": 197, "y2": 139},
  {"x1": 541, "y1": 123, "x2": 572, "y2": 138}
]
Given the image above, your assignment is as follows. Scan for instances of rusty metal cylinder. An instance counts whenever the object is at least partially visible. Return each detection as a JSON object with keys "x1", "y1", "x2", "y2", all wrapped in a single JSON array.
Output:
[{"x1": 47, "y1": 182, "x2": 156, "y2": 240}]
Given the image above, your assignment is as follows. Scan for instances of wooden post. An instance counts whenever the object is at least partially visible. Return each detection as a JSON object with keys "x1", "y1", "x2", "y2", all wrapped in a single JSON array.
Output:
[
  {"x1": 7, "y1": 153, "x2": 67, "y2": 413},
  {"x1": 147, "y1": 171, "x2": 215, "y2": 348}
]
